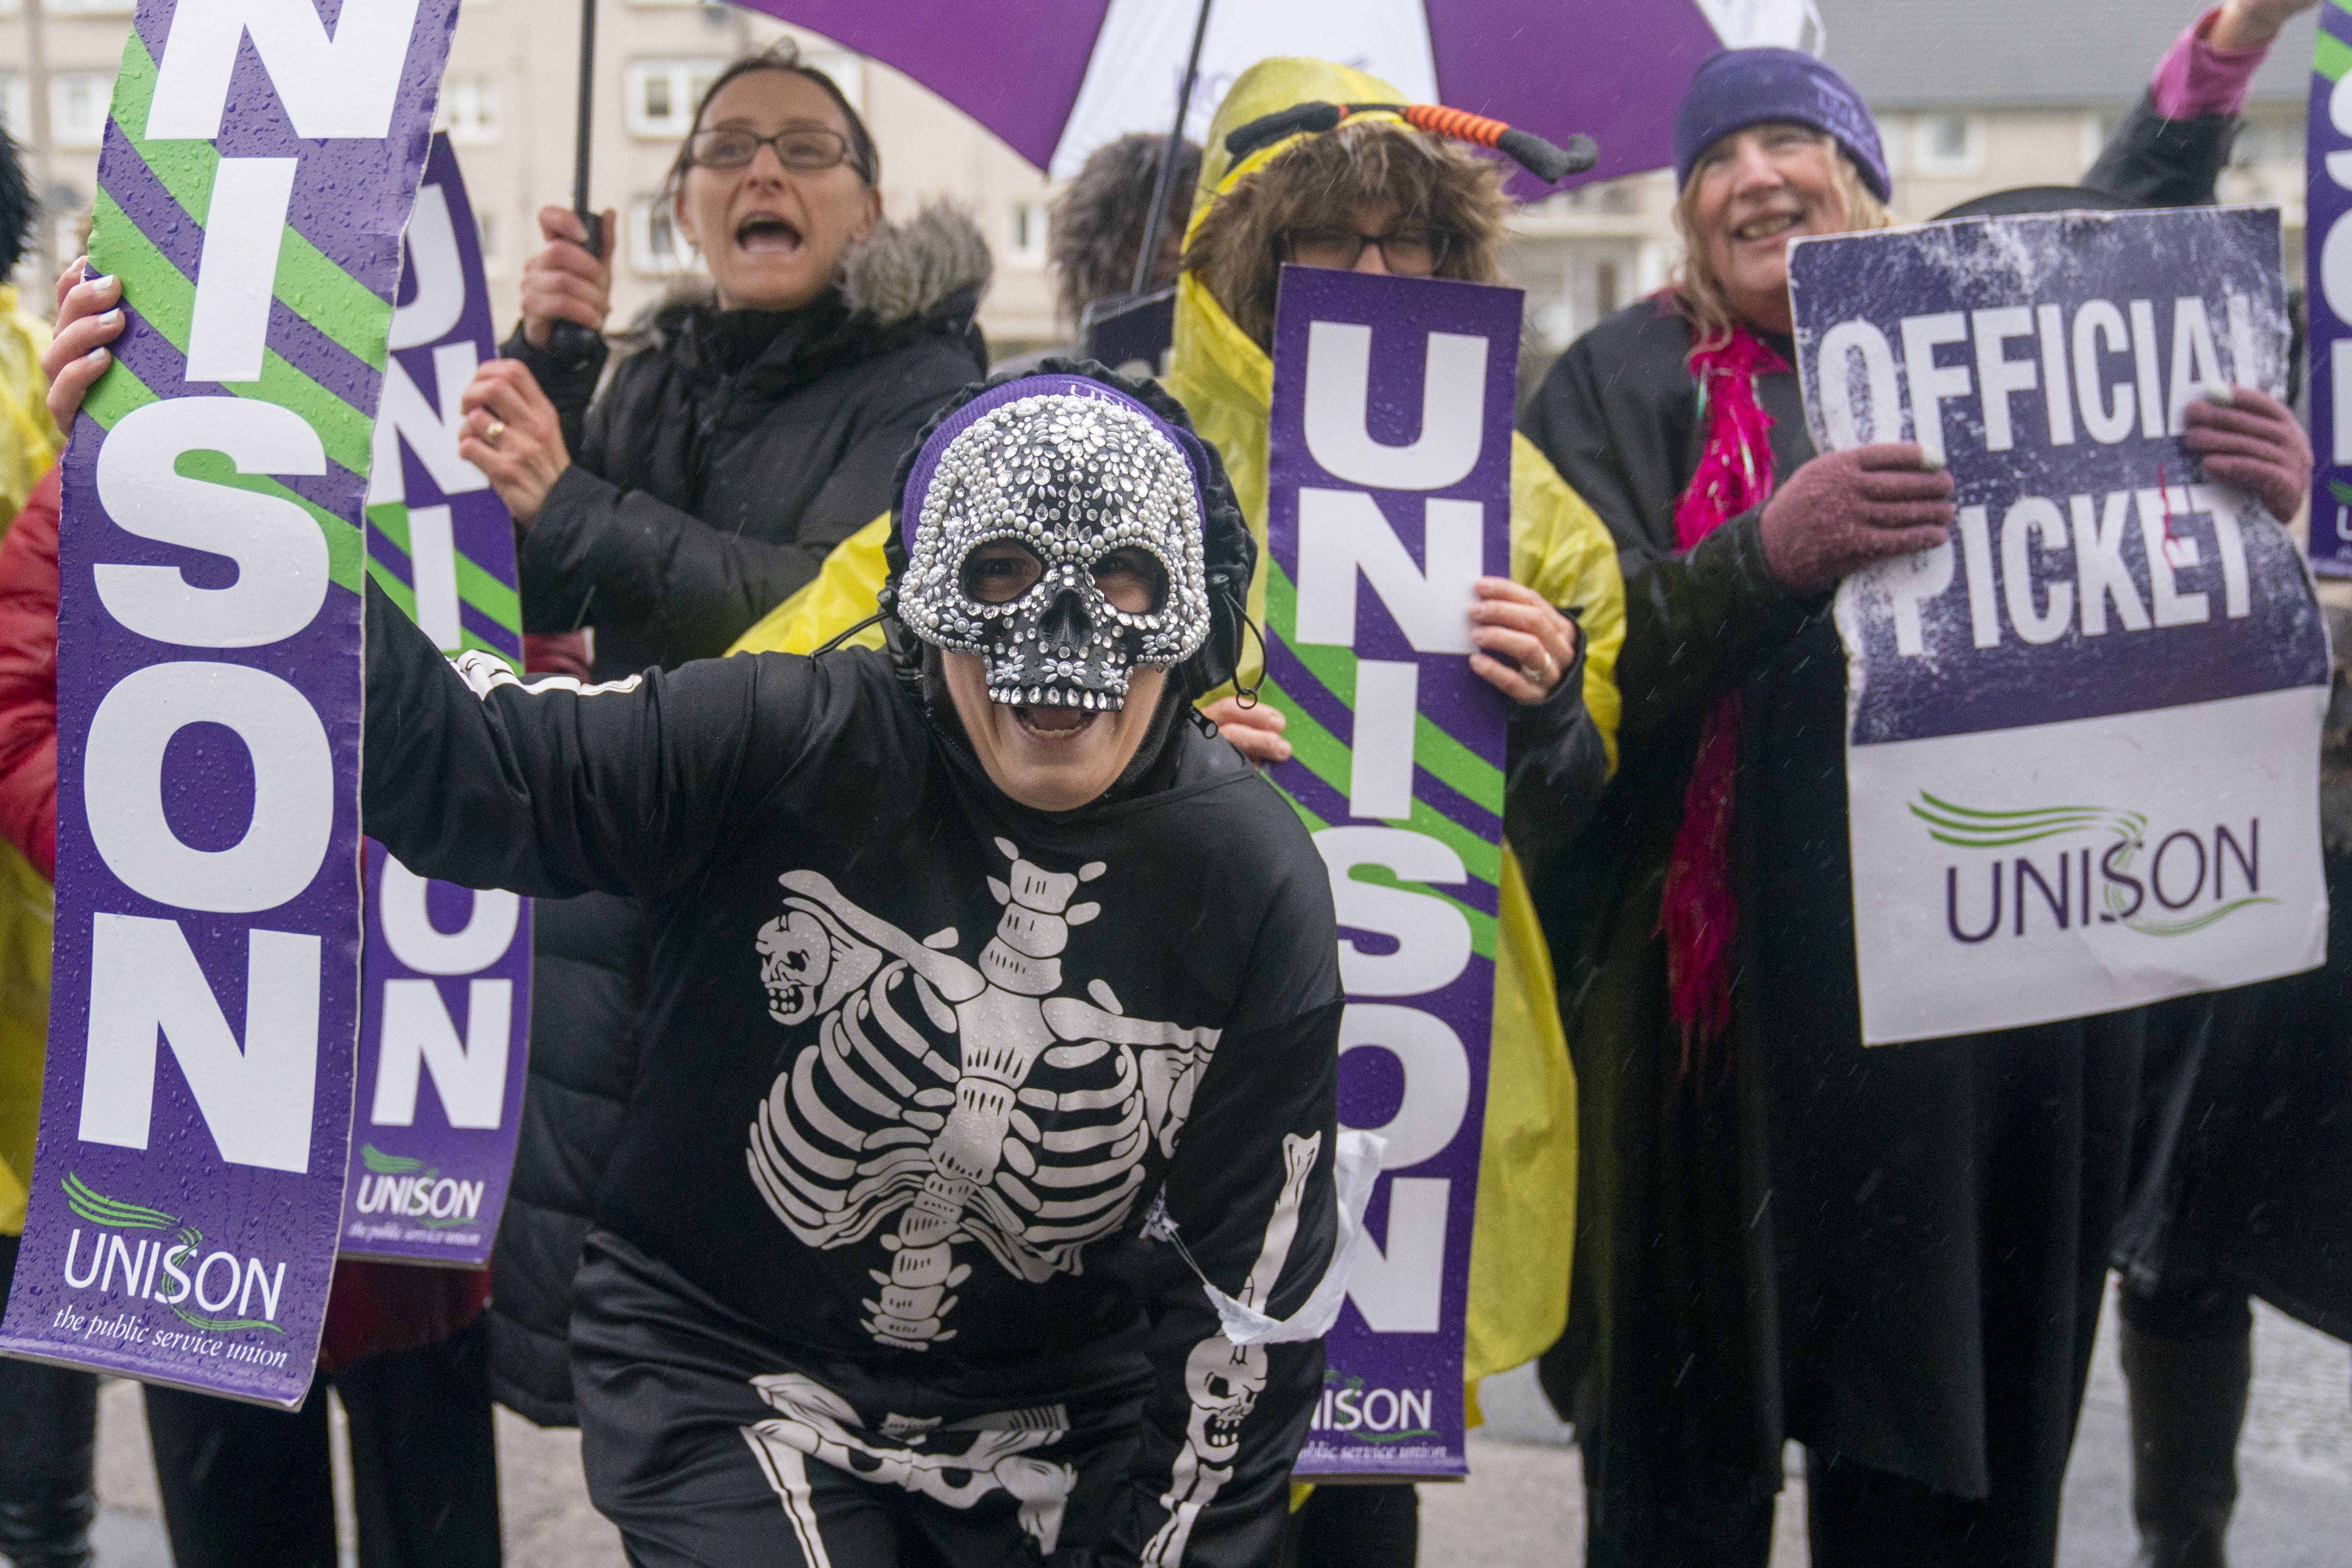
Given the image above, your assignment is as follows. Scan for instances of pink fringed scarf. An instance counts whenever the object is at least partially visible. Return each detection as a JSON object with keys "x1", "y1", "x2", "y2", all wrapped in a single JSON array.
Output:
[{"x1": 1657, "y1": 322, "x2": 1787, "y2": 1084}]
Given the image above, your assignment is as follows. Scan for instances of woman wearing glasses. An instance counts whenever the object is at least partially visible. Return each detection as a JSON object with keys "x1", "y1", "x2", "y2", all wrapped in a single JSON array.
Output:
[{"x1": 462, "y1": 41, "x2": 990, "y2": 678}]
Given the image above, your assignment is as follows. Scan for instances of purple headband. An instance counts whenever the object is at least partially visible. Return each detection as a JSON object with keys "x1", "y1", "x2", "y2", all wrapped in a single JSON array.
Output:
[{"x1": 898, "y1": 373, "x2": 1210, "y2": 553}]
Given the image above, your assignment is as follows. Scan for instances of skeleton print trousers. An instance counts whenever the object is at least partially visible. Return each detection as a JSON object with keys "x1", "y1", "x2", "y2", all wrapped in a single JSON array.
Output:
[{"x1": 573, "y1": 1231, "x2": 1156, "y2": 1567}]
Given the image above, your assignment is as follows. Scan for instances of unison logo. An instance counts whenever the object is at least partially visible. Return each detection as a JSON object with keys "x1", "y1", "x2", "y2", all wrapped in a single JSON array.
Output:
[
  {"x1": 349, "y1": 1144, "x2": 484, "y2": 1227},
  {"x1": 56, "y1": 1173, "x2": 286, "y2": 1339},
  {"x1": 1311, "y1": 1371, "x2": 1438, "y2": 1441},
  {"x1": 1914, "y1": 792, "x2": 2276, "y2": 943}
]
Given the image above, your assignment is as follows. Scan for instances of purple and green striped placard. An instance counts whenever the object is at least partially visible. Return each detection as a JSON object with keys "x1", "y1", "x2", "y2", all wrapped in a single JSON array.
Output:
[
  {"x1": 1262, "y1": 265, "x2": 1519, "y2": 1478},
  {"x1": 0, "y1": 0, "x2": 459, "y2": 1407},
  {"x1": 343, "y1": 133, "x2": 532, "y2": 1270}
]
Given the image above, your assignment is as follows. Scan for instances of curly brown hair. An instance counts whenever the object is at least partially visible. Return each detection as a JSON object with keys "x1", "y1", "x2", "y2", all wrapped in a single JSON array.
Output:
[
  {"x1": 1183, "y1": 120, "x2": 1509, "y2": 349},
  {"x1": 1047, "y1": 134, "x2": 1202, "y2": 329}
]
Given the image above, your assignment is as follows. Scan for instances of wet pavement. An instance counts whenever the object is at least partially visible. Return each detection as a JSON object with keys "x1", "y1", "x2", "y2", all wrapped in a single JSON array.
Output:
[{"x1": 80, "y1": 1291, "x2": 2349, "y2": 1566}]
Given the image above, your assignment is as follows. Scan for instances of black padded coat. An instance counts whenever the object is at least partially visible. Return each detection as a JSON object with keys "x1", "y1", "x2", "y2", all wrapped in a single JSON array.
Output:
[{"x1": 1512, "y1": 95, "x2": 2237, "y2": 1566}]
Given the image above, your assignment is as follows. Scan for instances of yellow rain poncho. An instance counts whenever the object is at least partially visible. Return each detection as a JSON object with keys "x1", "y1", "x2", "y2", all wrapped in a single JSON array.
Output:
[
  {"x1": 0, "y1": 289, "x2": 54, "y2": 1235},
  {"x1": 0, "y1": 285, "x2": 59, "y2": 530},
  {"x1": 734, "y1": 57, "x2": 1625, "y2": 1414}
]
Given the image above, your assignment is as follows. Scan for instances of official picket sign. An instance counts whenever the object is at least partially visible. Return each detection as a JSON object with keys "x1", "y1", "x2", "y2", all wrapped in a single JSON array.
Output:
[
  {"x1": 2308, "y1": 7, "x2": 2352, "y2": 575},
  {"x1": 1789, "y1": 208, "x2": 2329, "y2": 1046},
  {"x1": 341, "y1": 135, "x2": 531, "y2": 1269},
  {"x1": 1262, "y1": 266, "x2": 1517, "y2": 1477},
  {"x1": 0, "y1": 0, "x2": 459, "y2": 1405}
]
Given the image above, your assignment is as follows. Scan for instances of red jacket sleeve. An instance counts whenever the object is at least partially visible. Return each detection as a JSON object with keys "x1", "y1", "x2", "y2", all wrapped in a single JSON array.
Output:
[{"x1": 0, "y1": 466, "x2": 60, "y2": 880}]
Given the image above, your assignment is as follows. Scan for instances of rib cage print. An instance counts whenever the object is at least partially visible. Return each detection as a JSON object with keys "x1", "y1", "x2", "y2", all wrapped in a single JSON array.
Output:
[{"x1": 747, "y1": 839, "x2": 1222, "y2": 1351}]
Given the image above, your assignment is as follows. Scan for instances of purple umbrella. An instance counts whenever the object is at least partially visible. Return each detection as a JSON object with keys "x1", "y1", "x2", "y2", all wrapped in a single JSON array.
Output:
[{"x1": 730, "y1": 0, "x2": 1818, "y2": 189}]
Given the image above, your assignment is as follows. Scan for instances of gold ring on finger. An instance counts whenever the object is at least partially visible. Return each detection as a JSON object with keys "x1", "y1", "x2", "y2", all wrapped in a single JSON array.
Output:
[{"x1": 484, "y1": 419, "x2": 507, "y2": 446}]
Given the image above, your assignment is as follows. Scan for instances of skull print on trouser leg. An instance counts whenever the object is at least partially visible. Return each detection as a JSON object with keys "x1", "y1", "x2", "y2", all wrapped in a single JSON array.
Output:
[
  {"x1": 1142, "y1": 1130, "x2": 1323, "y2": 1567},
  {"x1": 745, "y1": 838, "x2": 1222, "y2": 1351}
]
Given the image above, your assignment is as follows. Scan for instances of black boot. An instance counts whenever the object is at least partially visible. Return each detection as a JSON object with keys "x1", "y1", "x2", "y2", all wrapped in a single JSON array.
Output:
[
  {"x1": 2120, "y1": 1318, "x2": 2252, "y2": 1568},
  {"x1": 0, "y1": 1356, "x2": 99, "y2": 1568}
]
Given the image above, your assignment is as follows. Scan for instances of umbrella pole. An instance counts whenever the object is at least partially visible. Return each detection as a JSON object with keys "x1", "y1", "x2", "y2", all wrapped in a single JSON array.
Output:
[
  {"x1": 571, "y1": 0, "x2": 599, "y2": 249},
  {"x1": 1126, "y1": 0, "x2": 1213, "y2": 299},
  {"x1": 547, "y1": 0, "x2": 603, "y2": 366}
]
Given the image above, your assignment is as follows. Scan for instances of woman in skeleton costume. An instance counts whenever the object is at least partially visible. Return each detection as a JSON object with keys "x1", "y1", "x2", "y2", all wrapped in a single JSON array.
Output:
[{"x1": 363, "y1": 364, "x2": 1353, "y2": 1567}]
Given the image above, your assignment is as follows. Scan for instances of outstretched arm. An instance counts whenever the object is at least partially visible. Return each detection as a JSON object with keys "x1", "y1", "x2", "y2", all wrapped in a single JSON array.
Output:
[
  {"x1": 360, "y1": 577, "x2": 814, "y2": 899},
  {"x1": 2085, "y1": 1, "x2": 2315, "y2": 207}
]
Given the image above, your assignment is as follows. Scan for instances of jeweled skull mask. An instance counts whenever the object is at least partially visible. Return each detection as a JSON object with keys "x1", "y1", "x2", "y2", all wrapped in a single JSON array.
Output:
[{"x1": 898, "y1": 384, "x2": 1210, "y2": 713}]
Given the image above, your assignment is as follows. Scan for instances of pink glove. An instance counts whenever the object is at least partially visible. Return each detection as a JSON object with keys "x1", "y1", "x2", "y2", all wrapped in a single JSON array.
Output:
[
  {"x1": 2183, "y1": 386, "x2": 2310, "y2": 523},
  {"x1": 1758, "y1": 443, "x2": 1955, "y2": 596}
]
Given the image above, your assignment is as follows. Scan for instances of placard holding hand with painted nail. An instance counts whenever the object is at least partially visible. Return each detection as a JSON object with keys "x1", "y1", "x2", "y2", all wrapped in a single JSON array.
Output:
[{"x1": 0, "y1": 0, "x2": 460, "y2": 1407}]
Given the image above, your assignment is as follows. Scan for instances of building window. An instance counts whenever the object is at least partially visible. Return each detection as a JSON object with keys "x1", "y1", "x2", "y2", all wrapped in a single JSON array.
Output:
[
  {"x1": 476, "y1": 211, "x2": 499, "y2": 269},
  {"x1": 1008, "y1": 202, "x2": 1047, "y2": 267},
  {"x1": 45, "y1": 0, "x2": 137, "y2": 13},
  {"x1": 0, "y1": 75, "x2": 24, "y2": 140},
  {"x1": 796, "y1": 49, "x2": 864, "y2": 114},
  {"x1": 51, "y1": 73, "x2": 114, "y2": 150},
  {"x1": 1594, "y1": 261, "x2": 1620, "y2": 319},
  {"x1": 626, "y1": 60, "x2": 725, "y2": 139},
  {"x1": 1913, "y1": 114, "x2": 1982, "y2": 177},
  {"x1": 436, "y1": 76, "x2": 501, "y2": 144},
  {"x1": 629, "y1": 196, "x2": 695, "y2": 275}
]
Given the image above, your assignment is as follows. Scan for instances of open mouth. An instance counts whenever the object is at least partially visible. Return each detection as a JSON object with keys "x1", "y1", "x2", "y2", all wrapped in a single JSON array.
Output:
[
  {"x1": 1012, "y1": 705, "x2": 1099, "y2": 740},
  {"x1": 735, "y1": 213, "x2": 804, "y2": 254},
  {"x1": 1732, "y1": 211, "x2": 1803, "y2": 243}
]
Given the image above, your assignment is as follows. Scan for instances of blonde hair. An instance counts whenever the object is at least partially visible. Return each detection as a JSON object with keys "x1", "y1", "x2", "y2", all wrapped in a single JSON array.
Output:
[{"x1": 1671, "y1": 131, "x2": 1890, "y2": 354}]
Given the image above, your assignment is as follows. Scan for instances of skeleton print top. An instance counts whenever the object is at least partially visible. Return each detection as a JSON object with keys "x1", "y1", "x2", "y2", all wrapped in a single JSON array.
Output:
[{"x1": 361, "y1": 584, "x2": 1342, "y2": 1563}]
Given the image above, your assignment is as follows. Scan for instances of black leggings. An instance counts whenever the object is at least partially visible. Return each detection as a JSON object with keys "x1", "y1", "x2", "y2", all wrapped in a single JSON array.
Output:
[
  {"x1": 2119, "y1": 1264, "x2": 2254, "y2": 1342},
  {"x1": 1282, "y1": 1482, "x2": 1419, "y2": 1567},
  {"x1": 141, "y1": 1315, "x2": 502, "y2": 1568}
]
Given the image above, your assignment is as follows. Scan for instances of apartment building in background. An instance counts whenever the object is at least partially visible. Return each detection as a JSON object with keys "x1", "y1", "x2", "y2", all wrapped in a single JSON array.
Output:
[
  {"x1": 0, "y1": 0, "x2": 2322, "y2": 369},
  {"x1": 1504, "y1": 0, "x2": 2316, "y2": 370},
  {"x1": 1, "y1": 0, "x2": 1061, "y2": 346}
]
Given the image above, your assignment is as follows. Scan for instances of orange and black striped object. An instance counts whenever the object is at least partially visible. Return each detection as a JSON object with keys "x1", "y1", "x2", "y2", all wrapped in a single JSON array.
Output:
[{"x1": 1221, "y1": 101, "x2": 1597, "y2": 184}]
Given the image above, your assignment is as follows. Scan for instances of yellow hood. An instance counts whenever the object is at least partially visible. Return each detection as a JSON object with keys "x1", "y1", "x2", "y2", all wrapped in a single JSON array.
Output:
[{"x1": 1186, "y1": 57, "x2": 1409, "y2": 234}]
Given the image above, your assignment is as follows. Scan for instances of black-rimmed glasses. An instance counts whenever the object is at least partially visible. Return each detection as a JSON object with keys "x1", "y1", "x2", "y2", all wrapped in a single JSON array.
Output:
[
  {"x1": 687, "y1": 125, "x2": 869, "y2": 180},
  {"x1": 1277, "y1": 225, "x2": 1454, "y2": 277}
]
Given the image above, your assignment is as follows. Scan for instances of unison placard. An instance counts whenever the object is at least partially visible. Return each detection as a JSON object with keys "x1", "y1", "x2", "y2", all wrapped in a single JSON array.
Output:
[
  {"x1": 0, "y1": 0, "x2": 457, "y2": 1405},
  {"x1": 1262, "y1": 266, "x2": 1518, "y2": 1478},
  {"x1": 1790, "y1": 208, "x2": 2329, "y2": 1046},
  {"x1": 2308, "y1": 5, "x2": 2352, "y2": 574},
  {"x1": 341, "y1": 134, "x2": 530, "y2": 1269}
]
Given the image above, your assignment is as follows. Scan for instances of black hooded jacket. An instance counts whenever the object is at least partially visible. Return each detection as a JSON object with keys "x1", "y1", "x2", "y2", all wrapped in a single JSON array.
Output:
[
  {"x1": 488, "y1": 209, "x2": 992, "y2": 1426},
  {"x1": 362, "y1": 570, "x2": 1345, "y2": 1565}
]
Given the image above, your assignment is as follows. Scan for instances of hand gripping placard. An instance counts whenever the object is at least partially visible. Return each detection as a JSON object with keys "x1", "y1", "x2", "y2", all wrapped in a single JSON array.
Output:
[{"x1": 0, "y1": 0, "x2": 459, "y2": 1407}]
